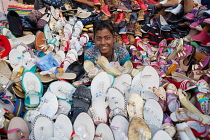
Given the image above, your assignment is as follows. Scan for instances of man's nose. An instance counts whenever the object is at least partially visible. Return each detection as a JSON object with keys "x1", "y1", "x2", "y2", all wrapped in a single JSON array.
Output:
[{"x1": 100, "y1": 38, "x2": 106, "y2": 44}]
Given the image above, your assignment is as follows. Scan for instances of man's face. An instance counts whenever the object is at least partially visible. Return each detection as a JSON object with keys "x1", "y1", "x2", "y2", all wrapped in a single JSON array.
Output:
[{"x1": 94, "y1": 28, "x2": 115, "y2": 56}]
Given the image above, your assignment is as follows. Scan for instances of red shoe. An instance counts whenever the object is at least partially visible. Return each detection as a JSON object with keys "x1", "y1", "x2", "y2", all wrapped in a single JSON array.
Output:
[
  {"x1": 201, "y1": 36, "x2": 210, "y2": 46},
  {"x1": 115, "y1": 12, "x2": 125, "y2": 24},
  {"x1": 192, "y1": 30, "x2": 209, "y2": 42},
  {"x1": 137, "y1": 0, "x2": 147, "y2": 10},
  {"x1": 166, "y1": 77, "x2": 193, "y2": 91},
  {"x1": 92, "y1": 0, "x2": 101, "y2": 5},
  {"x1": 0, "y1": 35, "x2": 11, "y2": 58},
  {"x1": 121, "y1": 34, "x2": 130, "y2": 44},
  {"x1": 101, "y1": 5, "x2": 111, "y2": 17}
]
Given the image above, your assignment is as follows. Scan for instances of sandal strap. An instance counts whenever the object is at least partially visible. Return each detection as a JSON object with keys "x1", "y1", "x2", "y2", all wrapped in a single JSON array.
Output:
[{"x1": 72, "y1": 95, "x2": 91, "y2": 103}]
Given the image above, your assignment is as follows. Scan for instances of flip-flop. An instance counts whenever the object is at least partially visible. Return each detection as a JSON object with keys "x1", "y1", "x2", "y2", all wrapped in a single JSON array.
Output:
[
  {"x1": 127, "y1": 93, "x2": 144, "y2": 120},
  {"x1": 128, "y1": 116, "x2": 151, "y2": 140},
  {"x1": 88, "y1": 96, "x2": 108, "y2": 125},
  {"x1": 54, "y1": 99, "x2": 71, "y2": 119},
  {"x1": 7, "y1": 117, "x2": 30, "y2": 140},
  {"x1": 48, "y1": 81, "x2": 75, "y2": 100},
  {"x1": 110, "y1": 115, "x2": 129, "y2": 140},
  {"x1": 23, "y1": 110, "x2": 40, "y2": 131},
  {"x1": 54, "y1": 114, "x2": 72, "y2": 140},
  {"x1": 153, "y1": 130, "x2": 172, "y2": 140},
  {"x1": 176, "y1": 122, "x2": 197, "y2": 140},
  {"x1": 91, "y1": 71, "x2": 112, "y2": 101},
  {"x1": 73, "y1": 112, "x2": 95, "y2": 140},
  {"x1": 31, "y1": 115, "x2": 54, "y2": 140},
  {"x1": 22, "y1": 71, "x2": 43, "y2": 109},
  {"x1": 37, "y1": 91, "x2": 58, "y2": 118},
  {"x1": 143, "y1": 99, "x2": 163, "y2": 137},
  {"x1": 64, "y1": 23, "x2": 72, "y2": 41},
  {"x1": 9, "y1": 34, "x2": 35, "y2": 48},
  {"x1": 94, "y1": 123, "x2": 114, "y2": 140},
  {"x1": 108, "y1": 87, "x2": 127, "y2": 121},
  {"x1": 112, "y1": 74, "x2": 132, "y2": 100},
  {"x1": 35, "y1": 31, "x2": 46, "y2": 50},
  {"x1": 44, "y1": 24, "x2": 53, "y2": 44}
]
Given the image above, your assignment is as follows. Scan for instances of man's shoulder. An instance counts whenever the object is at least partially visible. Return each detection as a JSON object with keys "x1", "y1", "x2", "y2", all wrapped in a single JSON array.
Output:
[{"x1": 84, "y1": 45, "x2": 97, "y2": 57}]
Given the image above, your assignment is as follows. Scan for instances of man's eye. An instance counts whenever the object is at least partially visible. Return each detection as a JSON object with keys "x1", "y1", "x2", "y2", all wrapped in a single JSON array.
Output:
[
  {"x1": 96, "y1": 38, "x2": 101, "y2": 41},
  {"x1": 105, "y1": 37, "x2": 110, "y2": 40}
]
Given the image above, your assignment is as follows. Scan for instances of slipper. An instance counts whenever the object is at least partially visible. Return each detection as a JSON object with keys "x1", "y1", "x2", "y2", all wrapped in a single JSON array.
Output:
[
  {"x1": 75, "y1": 7, "x2": 91, "y2": 18},
  {"x1": 166, "y1": 83, "x2": 180, "y2": 113},
  {"x1": 72, "y1": 21, "x2": 83, "y2": 38},
  {"x1": 130, "y1": 66, "x2": 159, "y2": 94},
  {"x1": 88, "y1": 96, "x2": 108, "y2": 125},
  {"x1": 83, "y1": 60, "x2": 101, "y2": 78},
  {"x1": 37, "y1": 91, "x2": 58, "y2": 118},
  {"x1": 175, "y1": 45, "x2": 193, "y2": 62},
  {"x1": 0, "y1": 27, "x2": 16, "y2": 39},
  {"x1": 176, "y1": 122, "x2": 197, "y2": 140},
  {"x1": 94, "y1": 123, "x2": 114, "y2": 140},
  {"x1": 78, "y1": 33, "x2": 89, "y2": 47},
  {"x1": 54, "y1": 114, "x2": 72, "y2": 140},
  {"x1": 63, "y1": 23, "x2": 72, "y2": 41},
  {"x1": 61, "y1": 49, "x2": 78, "y2": 72},
  {"x1": 23, "y1": 110, "x2": 40, "y2": 130},
  {"x1": 110, "y1": 115, "x2": 129, "y2": 140},
  {"x1": 73, "y1": 112, "x2": 95, "y2": 140},
  {"x1": 107, "y1": 87, "x2": 127, "y2": 121},
  {"x1": 96, "y1": 56, "x2": 122, "y2": 76},
  {"x1": 70, "y1": 38, "x2": 83, "y2": 55},
  {"x1": 37, "y1": 13, "x2": 51, "y2": 29},
  {"x1": 127, "y1": 93, "x2": 144, "y2": 119},
  {"x1": 70, "y1": 85, "x2": 92, "y2": 123},
  {"x1": 153, "y1": 130, "x2": 172, "y2": 140},
  {"x1": 143, "y1": 99, "x2": 163, "y2": 137},
  {"x1": 44, "y1": 24, "x2": 54, "y2": 45},
  {"x1": 48, "y1": 81, "x2": 76, "y2": 100},
  {"x1": 8, "y1": 43, "x2": 32, "y2": 68},
  {"x1": 31, "y1": 115, "x2": 54, "y2": 140},
  {"x1": 128, "y1": 116, "x2": 151, "y2": 140},
  {"x1": 36, "y1": 70, "x2": 77, "y2": 83},
  {"x1": 7, "y1": 117, "x2": 30, "y2": 140},
  {"x1": 113, "y1": 74, "x2": 132, "y2": 100},
  {"x1": 91, "y1": 71, "x2": 112, "y2": 101},
  {"x1": 35, "y1": 31, "x2": 46, "y2": 50},
  {"x1": 167, "y1": 38, "x2": 184, "y2": 61},
  {"x1": 0, "y1": 35, "x2": 11, "y2": 59},
  {"x1": 22, "y1": 70, "x2": 43, "y2": 109},
  {"x1": 9, "y1": 34, "x2": 35, "y2": 48},
  {"x1": 54, "y1": 99, "x2": 71, "y2": 118}
]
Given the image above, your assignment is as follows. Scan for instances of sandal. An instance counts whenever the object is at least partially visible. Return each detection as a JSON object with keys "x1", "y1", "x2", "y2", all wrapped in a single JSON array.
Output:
[{"x1": 176, "y1": 122, "x2": 197, "y2": 140}]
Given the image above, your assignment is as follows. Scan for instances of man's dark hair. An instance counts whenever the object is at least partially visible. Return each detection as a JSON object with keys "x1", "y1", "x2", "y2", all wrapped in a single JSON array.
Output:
[{"x1": 93, "y1": 20, "x2": 115, "y2": 37}]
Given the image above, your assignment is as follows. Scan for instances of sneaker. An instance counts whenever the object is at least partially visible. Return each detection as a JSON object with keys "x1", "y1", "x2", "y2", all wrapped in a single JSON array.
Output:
[
  {"x1": 115, "y1": 12, "x2": 125, "y2": 24},
  {"x1": 117, "y1": 2, "x2": 132, "y2": 12},
  {"x1": 127, "y1": 21, "x2": 136, "y2": 34},
  {"x1": 137, "y1": 10, "x2": 144, "y2": 21},
  {"x1": 119, "y1": 25, "x2": 128, "y2": 34},
  {"x1": 130, "y1": 0, "x2": 140, "y2": 10},
  {"x1": 101, "y1": 5, "x2": 111, "y2": 17}
]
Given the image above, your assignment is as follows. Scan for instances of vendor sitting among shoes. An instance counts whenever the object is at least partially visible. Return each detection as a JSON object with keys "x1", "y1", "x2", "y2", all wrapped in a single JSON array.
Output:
[{"x1": 84, "y1": 20, "x2": 131, "y2": 66}]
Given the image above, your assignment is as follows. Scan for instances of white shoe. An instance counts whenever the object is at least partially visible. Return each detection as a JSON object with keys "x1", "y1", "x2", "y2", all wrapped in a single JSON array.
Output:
[{"x1": 160, "y1": 0, "x2": 168, "y2": 4}]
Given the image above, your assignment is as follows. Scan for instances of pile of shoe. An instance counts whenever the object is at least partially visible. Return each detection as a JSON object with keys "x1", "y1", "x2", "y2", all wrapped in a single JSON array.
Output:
[{"x1": 0, "y1": 0, "x2": 209, "y2": 140}]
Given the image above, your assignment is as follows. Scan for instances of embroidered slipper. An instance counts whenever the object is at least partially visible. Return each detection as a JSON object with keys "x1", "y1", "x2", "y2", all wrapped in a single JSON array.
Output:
[
  {"x1": 91, "y1": 71, "x2": 112, "y2": 101},
  {"x1": 107, "y1": 87, "x2": 127, "y2": 121},
  {"x1": 153, "y1": 130, "x2": 172, "y2": 140},
  {"x1": 36, "y1": 91, "x2": 58, "y2": 118},
  {"x1": 70, "y1": 85, "x2": 92, "y2": 123},
  {"x1": 88, "y1": 96, "x2": 108, "y2": 125},
  {"x1": 113, "y1": 74, "x2": 132, "y2": 100},
  {"x1": 54, "y1": 114, "x2": 72, "y2": 140},
  {"x1": 94, "y1": 123, "x2": 114, "y2": 140},
  {"x1": 110, "y1": 115, "x2": 129, "y2": 140},
  {"x1": 7, "y1": 117, "x2": 30, "y2": 140},
  {"x1": 22, "y1": 71, "x2": 43, "y2": 109},
  {"x1": 48, "y1": 81, "x2": 75, "y2": 100},
  {"x1": 143, "y1": 99, "x2": 163, "y2": 137},
  {"x1": 31, "y1": 115, "x2": 54, "y2": 140},
  {"x1": 73, "y1": 112, "x2": 95, "y2": 140},
  {"x1": 127, "y1": 93, "x2": 144, "y2": 120},
  {"x1": 128, "y1": 116, "x2": 151, "y2": 140},
  {"x1": 54, "y1": 99, "x2": 71, "y2": 119}
]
